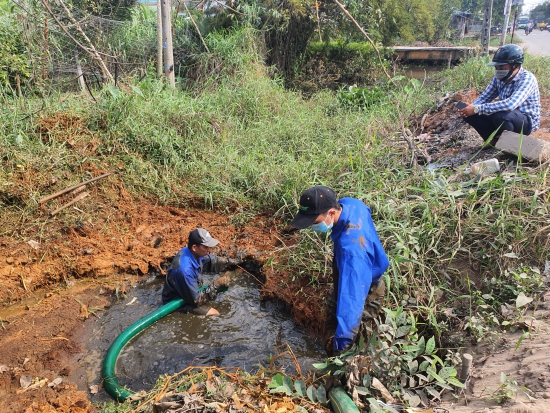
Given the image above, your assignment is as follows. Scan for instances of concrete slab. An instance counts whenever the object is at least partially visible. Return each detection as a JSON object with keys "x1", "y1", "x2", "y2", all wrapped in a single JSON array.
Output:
[{"x1": 495, "y1": 131, "x2": 550, "y2": 163}]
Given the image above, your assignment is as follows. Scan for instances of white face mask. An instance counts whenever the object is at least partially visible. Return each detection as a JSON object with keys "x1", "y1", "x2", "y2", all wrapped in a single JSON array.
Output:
[{"x1": 495, "y1": 69, "x2": 511, "y2": 81}]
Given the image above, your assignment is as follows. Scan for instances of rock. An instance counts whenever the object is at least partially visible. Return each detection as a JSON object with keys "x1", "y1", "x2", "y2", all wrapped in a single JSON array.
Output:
[
  {"x1": 542, "y1": 392, "x2": 550, "y2": 399},
  {"x1": 496, "y1": 131, "x2": 550, "y2": 163},
  {"x1": 6, "y1": 257, "x2": 14, "y2": 264}
]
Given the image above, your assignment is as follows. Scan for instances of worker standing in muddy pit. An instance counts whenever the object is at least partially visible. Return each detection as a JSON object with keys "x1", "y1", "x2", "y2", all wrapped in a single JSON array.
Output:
[
  {"x1": 162, "y1": 228, "x2": 239, "y2": 316},
  {"x1": 291, "y1": 186, "x2": 389, "y2": 357},
  {"x1": 457, "y1": 44, "x2": 541, "y2": 144}
]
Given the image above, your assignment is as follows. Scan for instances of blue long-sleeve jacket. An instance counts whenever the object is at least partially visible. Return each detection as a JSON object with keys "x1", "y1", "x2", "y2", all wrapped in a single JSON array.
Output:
[
  {"x1": 330, "y1": 198, "x2": 389, "y2": 350},
  {"x1": 162, "y1": 247, "x2": 214, "y2": 305}
]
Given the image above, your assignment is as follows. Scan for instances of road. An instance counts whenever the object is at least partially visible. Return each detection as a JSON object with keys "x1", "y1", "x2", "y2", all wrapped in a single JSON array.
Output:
[{"x1": 512, "y1": 27, "x2": 550, "y2": 57}]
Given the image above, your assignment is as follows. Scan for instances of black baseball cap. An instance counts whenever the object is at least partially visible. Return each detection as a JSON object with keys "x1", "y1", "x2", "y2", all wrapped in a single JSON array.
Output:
[
  {"x1": 290, "y1": 186, "x2": 338, "y2": 229},
  {"x1": 188, "y1": 228, "x2": 219, "y2": 247}
]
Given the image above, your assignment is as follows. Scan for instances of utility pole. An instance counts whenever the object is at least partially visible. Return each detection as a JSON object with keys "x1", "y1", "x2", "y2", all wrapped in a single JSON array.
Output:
[
  {"x1": 157, "y1": 0, "x2": 163, "y2": 78},
  {"x1": 510, "y1": 9, "x2": 518, "y2": 44},
  {"x1": 161, "y1": 0, "x2": 175, "y2": 87},
  {"x1": 500, "y1": 0, "x2": 513, "y2": 45},
  {"x1": 481, "y1": 0, "x2": 493, "y2": 55}
]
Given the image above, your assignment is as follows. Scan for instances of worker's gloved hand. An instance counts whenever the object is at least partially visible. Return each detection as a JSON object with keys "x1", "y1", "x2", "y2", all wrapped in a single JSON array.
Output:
[
  {"x1": 202, "y1": 285, "x2": 218, "y2": 301},
  {"x1": 213, "y1": 275, "x2": 230, "y2": 288},
  {"x1": 225, "y1": 258, "x2": 243, "y2": 267},
  {"x1": 363, "y1": 279, "x2": 386, "y2": 321}
]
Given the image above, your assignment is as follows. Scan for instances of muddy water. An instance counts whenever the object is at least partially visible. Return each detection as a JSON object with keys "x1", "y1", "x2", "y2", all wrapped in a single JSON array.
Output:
[
  {"x1": 403, "y1": 64, "x2": 446, "y2": 81},
  {"x1": 77, "y1": 270, "x2": 324, "y2": 401}
]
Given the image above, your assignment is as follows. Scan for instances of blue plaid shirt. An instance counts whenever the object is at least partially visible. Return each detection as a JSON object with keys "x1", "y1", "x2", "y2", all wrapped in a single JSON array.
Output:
[{"x1": 473, "y1": 67, "x2": 541, "y2": 132}]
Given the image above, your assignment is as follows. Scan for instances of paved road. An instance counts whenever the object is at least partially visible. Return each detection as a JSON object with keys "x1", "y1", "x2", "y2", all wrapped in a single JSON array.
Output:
[{"x1": 512, "y1": 28, "x2": 550, "y2": 57}]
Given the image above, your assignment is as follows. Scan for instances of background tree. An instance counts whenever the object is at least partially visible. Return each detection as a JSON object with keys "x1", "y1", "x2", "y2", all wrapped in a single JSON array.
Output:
[{"x1": 531, "y1": 1, "x2": 550, "y2": 21}]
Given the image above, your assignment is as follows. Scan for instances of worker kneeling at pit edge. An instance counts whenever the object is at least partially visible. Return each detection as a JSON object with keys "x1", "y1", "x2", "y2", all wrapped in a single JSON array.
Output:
[
  {"x1": 162, "y1": 228, "x2": 242, "y2": 316},
  {"x1": 290, "y1": 186, "x2": 390, "y2": 359},
  {"x1": 457, "y1": 44, "x2": 541, "y2": 145}
]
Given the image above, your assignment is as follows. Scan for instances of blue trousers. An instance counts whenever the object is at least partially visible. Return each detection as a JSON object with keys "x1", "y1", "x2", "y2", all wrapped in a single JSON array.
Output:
[{"x1": 464, "y1": 109, "x2": 532, "y2": 140}]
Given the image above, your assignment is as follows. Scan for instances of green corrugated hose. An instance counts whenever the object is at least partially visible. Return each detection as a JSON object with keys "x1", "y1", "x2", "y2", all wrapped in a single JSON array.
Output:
[
  {"x1": 101, "y1": 297, "x2": 185, "y2": 401},
  {"x1": 329, "y1": 386, "x2": 361, "y2": 413}
]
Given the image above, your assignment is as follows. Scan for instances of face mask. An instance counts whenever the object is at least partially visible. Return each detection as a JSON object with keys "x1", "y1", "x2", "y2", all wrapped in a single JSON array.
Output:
[
  {"x1": 311, "y1": 215, "x2": 333, "y2": 233},
  {"x1": 495, "y1": 69, "x2": 512, "y2": 81}
]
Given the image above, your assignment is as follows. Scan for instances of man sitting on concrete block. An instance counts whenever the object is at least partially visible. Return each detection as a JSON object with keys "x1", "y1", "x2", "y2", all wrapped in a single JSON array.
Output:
[{"x1": 457, "y1": 44, "x2": 541, "y2": 144}]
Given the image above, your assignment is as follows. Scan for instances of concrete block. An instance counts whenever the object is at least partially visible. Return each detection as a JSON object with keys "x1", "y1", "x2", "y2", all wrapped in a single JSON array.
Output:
[{"x1": 495, "y1": 131, "x2": 550, "y2": 163}]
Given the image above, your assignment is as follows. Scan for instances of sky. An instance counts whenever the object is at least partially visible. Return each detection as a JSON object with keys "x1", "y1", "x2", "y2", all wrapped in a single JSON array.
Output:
[{"x1": 522, "y1": 0, "x2": 548, "y2": 13}]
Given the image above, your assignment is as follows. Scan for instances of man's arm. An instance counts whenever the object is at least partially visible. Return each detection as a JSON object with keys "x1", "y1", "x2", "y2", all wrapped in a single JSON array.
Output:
[
  {"x1": 476, "y1": 72, "x2": 538, "y2": 115},
  {"x1": 332, "y1": 251, "x2": 373, "y2": 351},
  {"x1": 201, "y1": 254, "x2": 243, "y2": 274},
  {"x1": 472, "y1": 77, "x2": 499, "y2": 106},
  {"x1": 168, "y1": 268, "x2": 202, "y2": 306}
]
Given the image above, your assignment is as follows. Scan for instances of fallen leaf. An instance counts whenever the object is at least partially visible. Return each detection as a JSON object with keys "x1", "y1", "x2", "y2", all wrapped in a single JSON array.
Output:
[
  {"x1": 20, "y1": 375, "x2": 32, "y2": 389},
  {"x1": 516, "y1": 292, "x2": 533, "y2": 308},
  {"x1": 89, "y1": 384, "x2": 99, "y2": 394},
  {"x1": 223, "y1": 385, "x2": 235, "y2": 397},
  {"x1": 232, "y1": 393, "x2": 243, "y2": 409},
  {"x1": 48, "y1": 377, "x2": 63, "y2": 388},
  {"x1": 371, "y1": 377, "x2": 396, "y2": 403},
  {"x1": 27, "y1": 240, "x2": 40, "y2": 250},
  {"x1": 126, "y1": 297, "x2": 137, "y2": 306}
]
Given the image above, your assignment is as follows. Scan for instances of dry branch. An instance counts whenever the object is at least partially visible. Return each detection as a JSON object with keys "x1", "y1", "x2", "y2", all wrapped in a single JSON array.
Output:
[
  {"x1": 183, "y1": 1, "x2": 210, "y2": 53},
  {"x1": 331, "y1": 0, "x2": 395, "y2": 85},
  {"x1": 39, "y1": 0, "x2": 114, "y2": 81},
  {"x1": 39, "y1": 172, "x2": 111, "y2": 204},
  {"x1": 50, "y1": 191, "x2": 90, "y2": 216}
]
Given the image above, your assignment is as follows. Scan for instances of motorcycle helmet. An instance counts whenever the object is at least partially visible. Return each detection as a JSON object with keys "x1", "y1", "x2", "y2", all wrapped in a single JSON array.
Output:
[{"x1": 488, "y1": 44, "x2": 524, "y2": 66}]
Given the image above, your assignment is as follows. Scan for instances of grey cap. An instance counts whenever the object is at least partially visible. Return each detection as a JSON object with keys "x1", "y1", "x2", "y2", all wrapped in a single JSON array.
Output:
[{"x1": 188, "y1": 228, "x2": 220, "y2": 247}]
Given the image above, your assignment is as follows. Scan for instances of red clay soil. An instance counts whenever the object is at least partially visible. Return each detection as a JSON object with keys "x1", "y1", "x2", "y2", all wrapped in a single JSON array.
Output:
[{"x1": 0, "y1": 180, "x2": 283, "y2": 412}]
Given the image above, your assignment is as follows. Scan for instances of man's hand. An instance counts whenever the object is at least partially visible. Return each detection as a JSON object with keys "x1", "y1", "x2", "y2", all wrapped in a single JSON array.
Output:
[
  {"x1": 205, "y1": 308, "x2": 220, "y2": 316},
  {"x1": 458, "y1": 104, "x2": 476, "y2": 118}
]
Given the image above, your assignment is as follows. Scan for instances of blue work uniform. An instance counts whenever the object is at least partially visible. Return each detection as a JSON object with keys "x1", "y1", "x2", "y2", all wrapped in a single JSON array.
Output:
[
  {"x1": 330, "y1": 198, "x2": 389, "y2": 351},
  {"x1": 162, "y1": 247, "x2": 214, "y2": 306}
]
